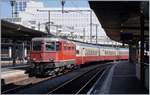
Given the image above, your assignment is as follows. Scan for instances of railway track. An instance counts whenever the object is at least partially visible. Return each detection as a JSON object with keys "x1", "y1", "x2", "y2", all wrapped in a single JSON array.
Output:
[
  {"x1": 2, "y1": 63, "x2": 112, "y2": 94},
  {"x1": 48, "y1": 64, "x2": 110, "y2": 94},
  {"x1": 1, "y1": 83, "x2": 32, "y2": 94}
]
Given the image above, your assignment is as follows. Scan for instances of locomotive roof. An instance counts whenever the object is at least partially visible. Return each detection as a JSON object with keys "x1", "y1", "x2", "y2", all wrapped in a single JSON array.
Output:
[
  {"x1": 32, "y1": 37, "x2": 73, "y2": 43},
  {"x1": 32, "y1": 37, "x2": 63, "y2": 42}
]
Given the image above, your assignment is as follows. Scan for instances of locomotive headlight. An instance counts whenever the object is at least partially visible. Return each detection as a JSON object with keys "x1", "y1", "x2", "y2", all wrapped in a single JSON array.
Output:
[
  {"x1": 49, "y1": 58, "x2": 54, "y2": 62},
  {"x1": 33, "y1": 58, "x2": 36, "y2": 61}
]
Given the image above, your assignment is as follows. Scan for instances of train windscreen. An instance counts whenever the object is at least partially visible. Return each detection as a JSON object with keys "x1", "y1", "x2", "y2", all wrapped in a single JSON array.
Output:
[
  {"x1": 45, "y1": 42, "x2": 55, "y2": 51},
  {"x1": 32, "y1": 41, "x2": 41, "y2": 51}
]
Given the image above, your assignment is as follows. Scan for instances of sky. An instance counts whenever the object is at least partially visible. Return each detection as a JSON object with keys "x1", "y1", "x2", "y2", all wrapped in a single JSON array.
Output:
[{"x1": 1, "y1": 0, "x2": 89, "y2": 18}]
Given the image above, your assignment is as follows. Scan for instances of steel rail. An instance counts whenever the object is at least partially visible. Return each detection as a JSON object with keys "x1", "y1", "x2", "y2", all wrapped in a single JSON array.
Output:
[
  {"x1": 87, "y1": 65, "x2": 111, "y2": 94},
  {"x1": 76, "y1": 67, "x2": 106, "y2": 94},
  {"x1": 1, "y1": 83, "x2": 32, "y2": 94},
  {"x1": 48, "y1": 64, "x2": 109, "y2": 94}
]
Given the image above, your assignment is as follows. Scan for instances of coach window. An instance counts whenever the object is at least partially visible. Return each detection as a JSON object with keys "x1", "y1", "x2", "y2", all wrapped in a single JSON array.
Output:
[
  {"x1": 105, "y1": 51, "x2": 107, "y2": 55},
  {"x1": 76, "y1": 50, "x2": 79, "y2": 54},
  {"x1": 45, "y1": 42, "x2": 55, "y2": 51},
  {"x1": 33, "y1": 41, "x2": 41, "y2": 51}
]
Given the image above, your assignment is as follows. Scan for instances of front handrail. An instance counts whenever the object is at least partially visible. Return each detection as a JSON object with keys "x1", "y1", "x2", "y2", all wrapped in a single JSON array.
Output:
[{"x1": 143, "y1": 63, "x2": 149, "y2": 66}]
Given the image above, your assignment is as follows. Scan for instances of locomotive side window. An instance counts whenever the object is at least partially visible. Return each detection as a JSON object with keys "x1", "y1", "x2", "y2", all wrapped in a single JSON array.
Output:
[
  {"x1": 68, "y1": 45, "x2": 71, "y2": 50},
  {"x1": 72, "y1": 46, "x2": 74, "y2": 50},
  {"x1": 45, "y1": 42, "x2": 55, "y2": 51},
  {"x1": 64, "y1": 46, "x2": 67, "y2": 50},
  {"x1": 33, "y1": 41, "x2": 41, "y2": 51},
  {"x1": 56, "y1": 42, "x2": 60, "y2": 51}
]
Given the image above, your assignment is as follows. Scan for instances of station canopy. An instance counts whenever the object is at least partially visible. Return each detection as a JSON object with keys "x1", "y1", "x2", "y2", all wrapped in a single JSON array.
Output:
[
  {"x1": 89, "y1": 1, "x2": 149, "y2": 44},
  {"x1": 1, "y1": 20, "x2": 47, "y2": 40}
]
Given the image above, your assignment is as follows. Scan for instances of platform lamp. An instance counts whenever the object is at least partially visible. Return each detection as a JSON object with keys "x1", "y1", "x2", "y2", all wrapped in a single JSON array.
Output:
[
  {"x1": 61, "y1": 0, "x2": 65, "y2": 13},
  {"x1": 10, "y1": 0, "x2": 16, "y2": 18}
]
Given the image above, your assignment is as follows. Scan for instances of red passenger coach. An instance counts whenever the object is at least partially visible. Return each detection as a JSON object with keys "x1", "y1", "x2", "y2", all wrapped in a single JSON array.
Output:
[{"x1": 75, "y1": 42, "x2": 129, "y2": 65}]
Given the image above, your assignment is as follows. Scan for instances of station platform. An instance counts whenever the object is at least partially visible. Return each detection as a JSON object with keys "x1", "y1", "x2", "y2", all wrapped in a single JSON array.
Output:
[
  {"x1": 1, "y1": 68, "x2": 29, "y2": 85},
  {"x1": 1, "y1": 61, "x2": 28, "y2": 68},
  {"x1": 88, "y1": 61, "x2": 148, "y2": 94}
]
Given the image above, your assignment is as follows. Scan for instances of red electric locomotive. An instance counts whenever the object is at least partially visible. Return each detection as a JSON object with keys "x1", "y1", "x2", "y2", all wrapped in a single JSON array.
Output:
[{"x1": 30, "y1": 37, "x2": 76, "y2": 75}]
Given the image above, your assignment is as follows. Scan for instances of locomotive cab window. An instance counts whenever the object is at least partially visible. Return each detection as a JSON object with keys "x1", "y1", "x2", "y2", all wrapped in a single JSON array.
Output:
[
  {"x1": 45, "y1": 42, "x2": 55, "y2": 51},
  {"x1": 32, "y1": 41, "x2": 41, "y2": 51}
]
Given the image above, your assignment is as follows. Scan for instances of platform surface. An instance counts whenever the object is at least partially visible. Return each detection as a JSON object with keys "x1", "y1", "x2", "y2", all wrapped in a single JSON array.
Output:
[
  {"x1": 89, "y1": 61, "x2": 148, "y2": 94},
  {"x1": 1, "y1": 68, "x2": 28, "y2": 85},
  {"x1": 1, "y1": 62, "x2": 29, "y2": 69}
]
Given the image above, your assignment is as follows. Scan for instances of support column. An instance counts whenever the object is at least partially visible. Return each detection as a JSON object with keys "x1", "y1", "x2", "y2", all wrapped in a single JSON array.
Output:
[
  {"x1": 96, "y1": 24, "x2": 98, "y2": 44},
  {"x1": 129, "y1": 44, "x2": 132, "y2": 62},
  {"x1": 48, "y1": 10, "x2": 51, "y2": 34},
  {"x1": 22, "y1": 42, "x2": 24, "y2": 57},
  {"x1": 83, "y1": 28, "x2": 85, "y2": 42},
  {"x1": 12, "y1": 40, "x2": 17, "y2": 66},
  {"x1": 9, "y1": 46, "x2": 12, "y2": 58},
  {"x1": 90, "y1": 10, "x2": 92, "y2": 43},
  {"x1": 24, "y1": 47, "x2": 27, "y2": 58},
  {"x1": 22, "y1": 42, "x2": 27, "y2": 63},
  {"x1": 38, "y1": 22, "x2": 40, "y2": 31},
  {"x1": 140, "y1": 9, "x2": 145, "y2": 84},
  {"x1": 129, "y1": 43, "x2": 138, "y2": 63}
]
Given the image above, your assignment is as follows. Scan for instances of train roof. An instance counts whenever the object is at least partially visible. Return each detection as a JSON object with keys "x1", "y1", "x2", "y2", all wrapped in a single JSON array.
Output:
[
  {"x1": 74, "y1": 40, "x2": 128, "y2": 49},
  {"x1": 32, "y1": 37, "x2": 74, "y2": 44},
  {"x1": 32, "y1": 37, "x2": 61, "y2": 41},
  {"x1": 69, "y1": 39, "x2": 128, "y2": 48},
  {"x1": 32, "y1": 37, "x2": 128, "y2": 49}
]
